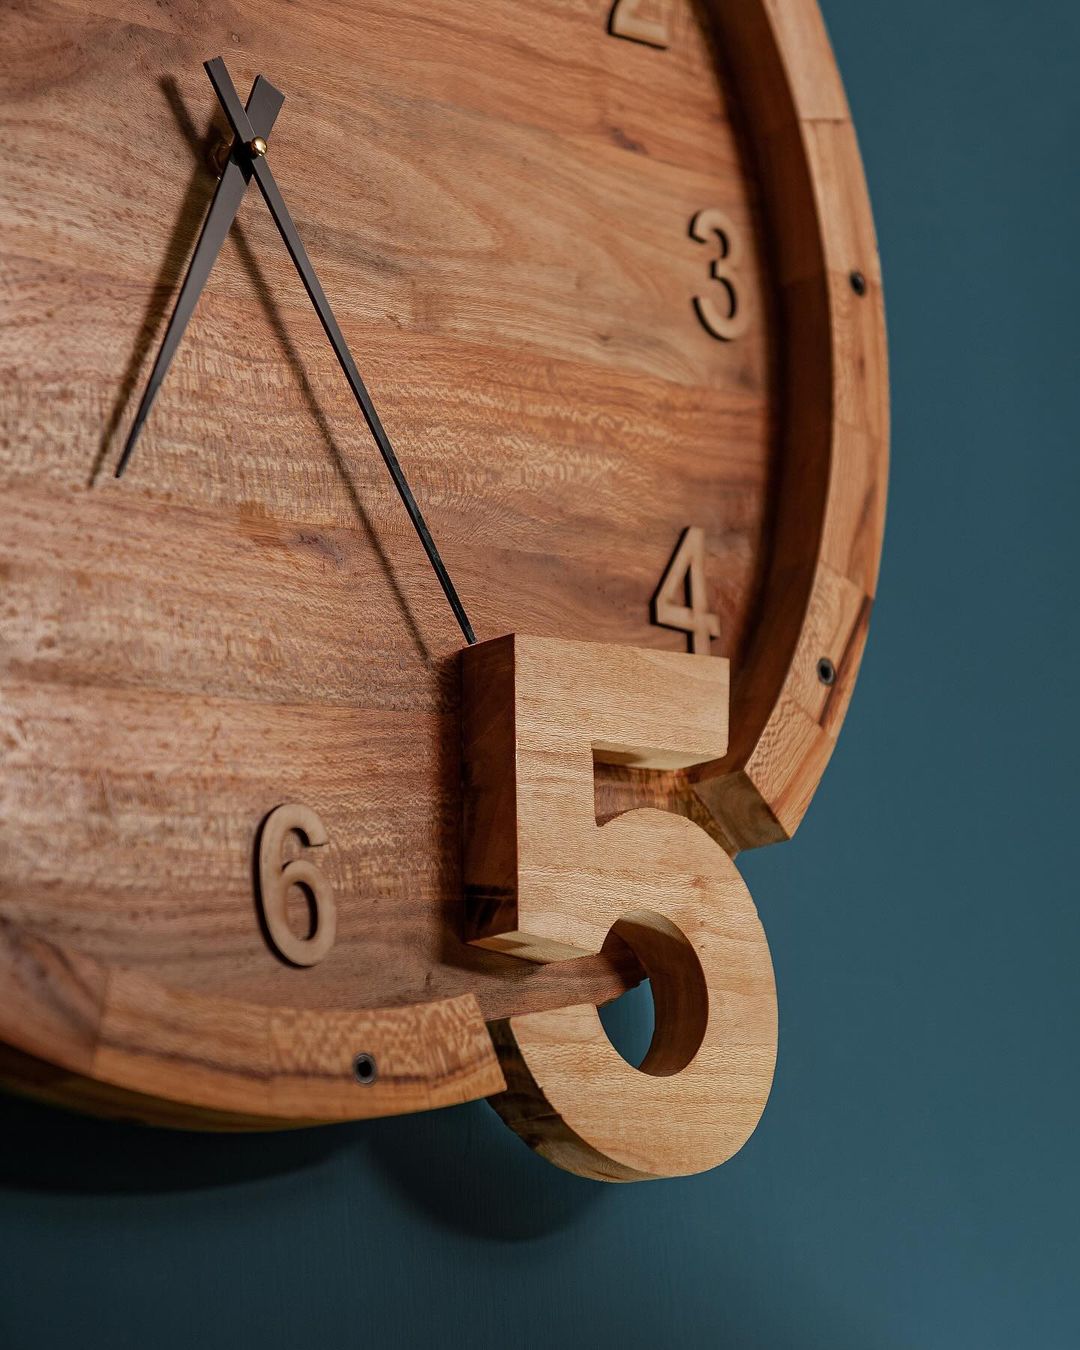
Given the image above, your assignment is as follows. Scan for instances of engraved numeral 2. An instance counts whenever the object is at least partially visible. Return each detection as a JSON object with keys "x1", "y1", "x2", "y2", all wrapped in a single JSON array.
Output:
[
  {"x1": 609, "y1": 0, "x2": 670, "y2": 49},
  {"x1": 652, "y1": 526, "x2": 720, "y2": 654},
  {"x1": 690, "y1": 208, "x2": 751, "y2": 341},
  {"x1": 256, "y1": 803, "x2": 336, "y2": 967}
]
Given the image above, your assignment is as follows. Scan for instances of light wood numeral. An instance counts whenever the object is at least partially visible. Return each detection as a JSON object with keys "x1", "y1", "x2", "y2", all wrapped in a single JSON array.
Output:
[
  {"x1": 690, "y1": 207, "x2": 751, "y2": 340},
  {"x1": 652, "y1": 525, "x2": 720, "y2": 654},
  {"x1": 608, "y1": 0, "x2": 670, "y2": 49},
  {"x1": 463, "y1": 635, "x2": 777, "y2": 1181},
  {"x1": 257, "y1": 803, "x2": 336, "y2": 967}
]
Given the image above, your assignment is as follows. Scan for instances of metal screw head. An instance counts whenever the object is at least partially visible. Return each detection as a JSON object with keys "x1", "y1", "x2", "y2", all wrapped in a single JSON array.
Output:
[
  {"x1": 352, "y1": 1052, "x2": 378, "y2": 1085},
  {"x1": 248, "y1": 136, "x2": 268, "y2": 158},
  {"x1": 849, "y1": 269, "x2": 867, "y2": 296},
  {"x1": 817, "y1": 657, "x2": 836, "y2": 686}
]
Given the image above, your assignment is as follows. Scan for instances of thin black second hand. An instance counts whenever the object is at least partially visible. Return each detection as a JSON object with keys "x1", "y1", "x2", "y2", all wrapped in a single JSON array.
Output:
[{"x1": 204, "y1": 58, "x2": 476, "y2": 647}]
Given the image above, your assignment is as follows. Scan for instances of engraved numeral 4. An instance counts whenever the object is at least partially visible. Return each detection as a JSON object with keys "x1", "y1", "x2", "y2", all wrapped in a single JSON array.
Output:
[
  {"x1": 609, "y1": 0, "x2": 671, "y2": 49},
  {"x1": 652, "y1": 526, "x2": 720, "y2": 654}
]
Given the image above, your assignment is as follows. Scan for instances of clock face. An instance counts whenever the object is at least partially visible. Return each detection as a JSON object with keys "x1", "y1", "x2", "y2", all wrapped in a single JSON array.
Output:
[{"x1": 0, "y1": 0, "x2": 886, "y2": 1154}]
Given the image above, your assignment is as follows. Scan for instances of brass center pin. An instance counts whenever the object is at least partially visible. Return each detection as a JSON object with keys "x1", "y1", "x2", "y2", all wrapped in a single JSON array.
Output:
[{"x1": 248, "y1": 136, "x2": 268, "y2": 157}]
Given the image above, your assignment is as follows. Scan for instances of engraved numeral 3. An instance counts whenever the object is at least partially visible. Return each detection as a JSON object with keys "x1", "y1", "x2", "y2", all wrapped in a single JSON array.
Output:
[
  {"x1": 609, "y1": 0, "x2": 670, "y2": 49},
  {"x1": 257, "y1": 803, "x2": 336, "y2": 967},
  {"x1": 690, "y1": 208, "x2": 751, "y2": 340}
]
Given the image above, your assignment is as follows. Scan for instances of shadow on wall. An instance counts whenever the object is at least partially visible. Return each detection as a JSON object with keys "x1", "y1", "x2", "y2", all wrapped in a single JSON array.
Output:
[
  {"x1": 0, "y1": 988, "x2": 656, "y2": 1241},
  {"x1": 0, "y1": 1089, "x2": 594, "y2": 1241}
]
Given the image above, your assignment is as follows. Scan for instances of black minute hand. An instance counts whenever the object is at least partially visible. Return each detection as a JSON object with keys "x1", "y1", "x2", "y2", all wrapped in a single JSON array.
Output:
[{"x1": 203, "y1": 57, "x2": 476, "y2": 646}]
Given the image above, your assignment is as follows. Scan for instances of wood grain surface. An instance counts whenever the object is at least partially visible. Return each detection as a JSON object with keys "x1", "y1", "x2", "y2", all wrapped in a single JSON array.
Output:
[{"x1": 0, "y1": 0, "x2": 886, "y2": 1127}]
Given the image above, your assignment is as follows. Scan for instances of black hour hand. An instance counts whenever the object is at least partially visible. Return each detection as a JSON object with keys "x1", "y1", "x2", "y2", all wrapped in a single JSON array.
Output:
[{"x1": 114, "y1": 74, "x2": 285, "y2": 478}]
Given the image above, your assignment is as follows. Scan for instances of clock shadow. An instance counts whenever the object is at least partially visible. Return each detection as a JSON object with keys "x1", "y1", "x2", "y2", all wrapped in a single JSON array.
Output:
[
  {"x1": 0, "y1": 1086, "x2": 601, "y2": 1240},
  {"x1": 97, "y1": 75, "x2": 434, "y2": 666}
]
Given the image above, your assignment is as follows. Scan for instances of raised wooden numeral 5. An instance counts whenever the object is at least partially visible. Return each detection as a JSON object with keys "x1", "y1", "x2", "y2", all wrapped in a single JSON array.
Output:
[
  {"x1": 463, "y1": 635, "x2": 777, "y2": 1181},
  {"x1": 257, "y1": 803, "x2": 336, "y2": 967},
  {"x1": 691, "y1": 207, "x2": 751, "y2": 340},
  {"x1": 609, "y1": 0, "x2": 671, "y2": 49}
]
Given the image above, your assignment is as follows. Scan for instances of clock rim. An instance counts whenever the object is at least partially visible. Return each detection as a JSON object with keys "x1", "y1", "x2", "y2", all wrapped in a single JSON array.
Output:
[
  {"x1": 0, "y1": 0, "x2": 887, "y2": 1128},
  {"x1": 685, "y1": 0, "x2": 888, "y2": 854}
]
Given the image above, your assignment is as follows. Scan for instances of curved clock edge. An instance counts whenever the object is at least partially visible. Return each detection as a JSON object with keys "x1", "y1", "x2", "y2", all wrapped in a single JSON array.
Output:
[
  {"x1": 0, "y1": 919, "x2": 505, "y2": 1129},
  {"x1": 690, "y1": 0, "x2": 889, "y2": 853}
]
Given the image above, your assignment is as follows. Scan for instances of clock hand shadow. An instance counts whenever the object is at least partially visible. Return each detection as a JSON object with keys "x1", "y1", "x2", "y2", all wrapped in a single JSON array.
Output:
[{"x1": 90, "y1": 77, "x2": 226, "y2": 489}]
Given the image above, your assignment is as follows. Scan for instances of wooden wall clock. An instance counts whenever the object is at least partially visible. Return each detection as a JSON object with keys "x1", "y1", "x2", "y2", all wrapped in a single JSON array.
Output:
[{"x1": 0, "y1": 0, "x2": 887, "y2": 1181}]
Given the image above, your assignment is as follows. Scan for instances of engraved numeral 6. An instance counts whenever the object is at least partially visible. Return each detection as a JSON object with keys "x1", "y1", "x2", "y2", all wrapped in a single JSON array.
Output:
[
  {"x1": 257, "y1": 803, "x2": 336, "y2": 967},
  {"x1": 691, "y1": 207, "x2": 751, "y2": 340},
  {"x1": 463, "y1": 635, "x2": 777, "y2": 1181}
]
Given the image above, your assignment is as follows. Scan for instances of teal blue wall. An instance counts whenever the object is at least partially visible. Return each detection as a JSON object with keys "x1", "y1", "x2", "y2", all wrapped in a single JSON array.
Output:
[{"x1": 3, "y1": 2, "x2": 1079, "y2": 1345}]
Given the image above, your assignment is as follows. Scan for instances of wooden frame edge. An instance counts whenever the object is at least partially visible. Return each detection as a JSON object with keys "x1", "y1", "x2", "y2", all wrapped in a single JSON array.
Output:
[
  {"x1": 0, "y1": 919, "x2": 504, "y2": 1128},
  {"x1": 692, "y1": 0, "x2": 889, "y2": 851}
]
